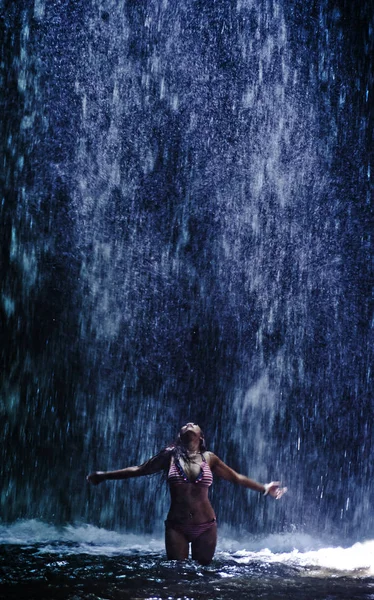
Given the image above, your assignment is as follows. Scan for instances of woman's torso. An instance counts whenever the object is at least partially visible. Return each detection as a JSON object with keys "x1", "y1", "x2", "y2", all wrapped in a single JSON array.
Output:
[{"x1": 166, "y1": 451, "x2": 216, "y2": 524}]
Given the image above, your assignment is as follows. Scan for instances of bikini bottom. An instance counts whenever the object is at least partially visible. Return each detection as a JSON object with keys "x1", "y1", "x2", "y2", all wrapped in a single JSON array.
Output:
[{"x1": 165, "y1": 518, "x2": 217, "y2": 542}]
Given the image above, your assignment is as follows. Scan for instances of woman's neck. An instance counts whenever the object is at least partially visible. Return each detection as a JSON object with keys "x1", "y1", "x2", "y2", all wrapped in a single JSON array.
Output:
[{"x1": 184, "y1": 442, "x2": 201, "y2": 456}]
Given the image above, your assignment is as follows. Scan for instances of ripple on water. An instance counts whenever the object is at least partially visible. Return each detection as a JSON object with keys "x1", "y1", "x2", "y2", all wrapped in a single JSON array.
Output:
[{"x1": 1, "y1": 524, "x2": 374, "y2": 599}]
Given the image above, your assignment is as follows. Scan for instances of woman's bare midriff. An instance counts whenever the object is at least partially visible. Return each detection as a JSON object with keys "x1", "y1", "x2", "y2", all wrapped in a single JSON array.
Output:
[{"x1": 167, "y1": 484, "x2": 216, "y2": 524}]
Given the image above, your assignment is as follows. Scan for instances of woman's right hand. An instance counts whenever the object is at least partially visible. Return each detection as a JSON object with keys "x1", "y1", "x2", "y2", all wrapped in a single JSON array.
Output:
[{"x1": 87, "y1": 471, "x2": 106, "y2": 485}]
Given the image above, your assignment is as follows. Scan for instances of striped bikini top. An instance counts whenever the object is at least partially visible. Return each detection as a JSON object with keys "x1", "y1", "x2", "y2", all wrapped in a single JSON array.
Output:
[{"x1": 168, "y1": 454, "x2": 213, "y2": 487}]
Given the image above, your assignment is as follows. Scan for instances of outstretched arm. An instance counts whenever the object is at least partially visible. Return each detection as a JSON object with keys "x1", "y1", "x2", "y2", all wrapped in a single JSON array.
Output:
[
  {"x1": 87, "y1": 450, "x2": 170, "y2": 485},
  {"x1": 208, "y1": 453, "x2": 287, "y2": 499}
]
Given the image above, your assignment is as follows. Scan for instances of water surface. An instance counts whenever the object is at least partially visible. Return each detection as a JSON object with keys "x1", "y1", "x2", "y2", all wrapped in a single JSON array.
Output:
[{"x1": 1, "y1": 521, "x2": 374, "y2": 600}]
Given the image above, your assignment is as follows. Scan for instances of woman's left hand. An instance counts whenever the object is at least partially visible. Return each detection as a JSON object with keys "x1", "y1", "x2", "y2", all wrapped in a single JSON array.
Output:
[{"x1": 264, "y1": 481, "x2": 287, "y2": 499}]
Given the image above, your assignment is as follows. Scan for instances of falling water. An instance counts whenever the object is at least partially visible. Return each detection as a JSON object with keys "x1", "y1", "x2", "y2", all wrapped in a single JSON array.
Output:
[{"x1": 1, "y1": 0, "x2": 373, "y2": 597}]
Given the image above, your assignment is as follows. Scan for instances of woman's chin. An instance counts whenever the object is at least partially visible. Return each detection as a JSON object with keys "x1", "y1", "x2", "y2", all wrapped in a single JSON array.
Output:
[{"x1": 180, "y1": 430, "x2": 198, "y2": 442}]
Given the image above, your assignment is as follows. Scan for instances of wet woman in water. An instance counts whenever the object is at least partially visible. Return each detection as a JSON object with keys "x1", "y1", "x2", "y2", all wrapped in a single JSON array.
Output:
[{"x1": 87, "y1": 422, "x2": 287, "y2": 565}]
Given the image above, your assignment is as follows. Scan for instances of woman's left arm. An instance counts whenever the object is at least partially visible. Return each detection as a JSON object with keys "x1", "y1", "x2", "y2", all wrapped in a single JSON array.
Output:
[{"x1": 208, "y1": 453, "x2": 287, "y2": 499}]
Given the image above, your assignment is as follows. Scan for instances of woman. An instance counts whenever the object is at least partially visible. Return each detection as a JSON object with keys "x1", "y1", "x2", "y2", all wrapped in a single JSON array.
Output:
[{"x1": 87, "y1": 422, "x2": 287, "y2": 565}]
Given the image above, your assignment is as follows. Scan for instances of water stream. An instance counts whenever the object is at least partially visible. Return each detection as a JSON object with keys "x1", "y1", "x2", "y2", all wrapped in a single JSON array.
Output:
[{"x1": 1, "y1": 0, "x2": 373, "y2": 597}]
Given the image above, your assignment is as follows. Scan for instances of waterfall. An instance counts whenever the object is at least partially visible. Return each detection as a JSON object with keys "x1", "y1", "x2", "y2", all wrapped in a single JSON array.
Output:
[{"x1": 2, "y1": 0, "x2": 372, "y2": 541}]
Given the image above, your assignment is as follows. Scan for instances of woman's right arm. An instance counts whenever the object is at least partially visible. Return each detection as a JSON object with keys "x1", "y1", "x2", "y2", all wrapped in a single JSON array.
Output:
[{"x1": 87, "y1": 450, "x2": 170, "y2": 485}]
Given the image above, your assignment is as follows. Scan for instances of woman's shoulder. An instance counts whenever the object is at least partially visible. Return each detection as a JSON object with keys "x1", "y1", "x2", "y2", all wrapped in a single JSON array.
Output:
[
  {"x1": 203, "y1": 450, "x2": 217, "y2": 464},
  {"x1": 158, "y1": 446, "x2": 176, "y2": 465},
  {"x1": 144, "y1": 446, "x2": 174, "y2": 470}
]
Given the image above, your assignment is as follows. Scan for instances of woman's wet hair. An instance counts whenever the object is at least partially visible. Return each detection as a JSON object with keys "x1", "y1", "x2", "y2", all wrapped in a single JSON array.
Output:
[{"x1": 142, "y1": 427, "x2": 207, "y2": 485}]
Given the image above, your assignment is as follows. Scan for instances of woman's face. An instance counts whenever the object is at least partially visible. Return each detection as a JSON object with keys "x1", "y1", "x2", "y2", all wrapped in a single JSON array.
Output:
[{"x1": 179, "y1": 422, "x2": 202, "y2": 439}]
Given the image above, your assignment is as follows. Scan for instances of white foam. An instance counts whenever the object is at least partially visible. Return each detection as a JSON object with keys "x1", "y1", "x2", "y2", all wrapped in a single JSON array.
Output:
[
  {"x1": 220, "y1": 538, "x2": 374, "y2": 577},
  {"x1": 1, "y1": 520, "x2": 373, "y2": 574},
  {"x1": 0, "y1": 520, "x2": 164, "y2": 556}
]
